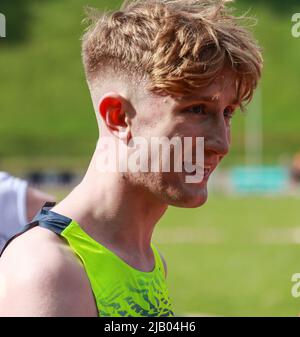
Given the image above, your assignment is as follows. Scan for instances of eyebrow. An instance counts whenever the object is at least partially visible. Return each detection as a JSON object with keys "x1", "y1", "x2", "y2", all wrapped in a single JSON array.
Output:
[{"x1": 176, "y1": 94, "x2": 240, "y2": 106}]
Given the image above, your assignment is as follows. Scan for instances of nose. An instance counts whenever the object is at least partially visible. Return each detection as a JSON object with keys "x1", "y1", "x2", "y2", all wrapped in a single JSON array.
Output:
[{"x1": 205, "y1": 117, "x2": 230, "y2": 157}]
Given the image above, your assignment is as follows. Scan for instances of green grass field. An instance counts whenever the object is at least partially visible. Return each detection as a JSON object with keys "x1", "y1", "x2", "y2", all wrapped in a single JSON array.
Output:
[{"x1": 154, "y1": 194, "x2": 300, "y2": 317}]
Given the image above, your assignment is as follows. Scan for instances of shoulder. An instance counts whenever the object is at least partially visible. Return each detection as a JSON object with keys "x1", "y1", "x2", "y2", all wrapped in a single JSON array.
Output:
[{"x1": 0, "y1": 226, "x2": 97, "y2": 316}]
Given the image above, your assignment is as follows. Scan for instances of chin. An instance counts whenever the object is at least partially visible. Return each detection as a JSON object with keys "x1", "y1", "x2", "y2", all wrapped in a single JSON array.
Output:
[
  {"x1": 181, "y1": 186, "x2": 208, "y2": 208},
  {"x1": 163, "y1": 181, "x2": 209, "y2": 209}
]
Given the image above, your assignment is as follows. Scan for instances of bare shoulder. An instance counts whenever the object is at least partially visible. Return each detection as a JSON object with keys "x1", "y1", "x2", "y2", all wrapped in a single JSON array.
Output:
[{"x1": 0, "y1": 227, "x2": 97, "y2": 317}]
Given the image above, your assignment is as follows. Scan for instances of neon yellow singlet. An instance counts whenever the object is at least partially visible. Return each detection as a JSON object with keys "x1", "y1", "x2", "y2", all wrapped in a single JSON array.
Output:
[
  {"x1": 1, "y1": 204, "x2": 174, "y2": 317},
  {"x1": 61, "y1": 220, "x2": 174, "y2": 317}
]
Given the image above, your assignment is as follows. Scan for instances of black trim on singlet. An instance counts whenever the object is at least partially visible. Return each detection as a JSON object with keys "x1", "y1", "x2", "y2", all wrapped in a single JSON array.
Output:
[
  {"x1": 30, "y1": 202, "x2": 72, "y2": 235},
  {"x1": 0, "y1": 202, "x2": 72, "y2": 257}
]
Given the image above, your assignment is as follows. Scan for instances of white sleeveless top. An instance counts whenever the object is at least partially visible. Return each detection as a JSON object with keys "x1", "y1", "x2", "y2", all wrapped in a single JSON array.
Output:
[{"x1": 0, "y1": 172, "x2": 28, "y2": 251}]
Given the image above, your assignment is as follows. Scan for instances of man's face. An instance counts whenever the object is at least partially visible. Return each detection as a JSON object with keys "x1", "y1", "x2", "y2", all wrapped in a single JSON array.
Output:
[{"x1": 127, "y1": 70, "x2": 239, "y2": 208}]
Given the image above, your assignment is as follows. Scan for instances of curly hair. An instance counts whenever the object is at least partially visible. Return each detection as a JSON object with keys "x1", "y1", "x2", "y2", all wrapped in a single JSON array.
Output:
[{"x1": 82, "y1": 0, "x2": 263, "y2": 108}]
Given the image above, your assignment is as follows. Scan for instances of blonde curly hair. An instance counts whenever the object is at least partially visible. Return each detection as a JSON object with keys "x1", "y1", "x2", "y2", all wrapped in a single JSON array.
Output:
[{"x1": 82, "y1": 0, "x2": 263, "y2": 108}]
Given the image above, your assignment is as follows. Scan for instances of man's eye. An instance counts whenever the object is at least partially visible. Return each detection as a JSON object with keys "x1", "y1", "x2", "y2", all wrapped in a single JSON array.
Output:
[
  {"x1": 184, "y1": 105, "x2": 206, "y2": 115},
  {"x1": 224, "y1": 107, "x2": 234, "y2": 119}
]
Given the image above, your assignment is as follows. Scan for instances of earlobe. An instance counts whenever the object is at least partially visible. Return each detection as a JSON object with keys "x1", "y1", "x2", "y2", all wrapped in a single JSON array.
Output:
[
  {"x1": 119, "y1": 116, "x2": 132, "y2": 142},
  {"x1": 119, "y1": 126, "x2": 131, "y2": 142},
  {"x1": 123, "y1": 116, "x2": 132, "y2": 142}
]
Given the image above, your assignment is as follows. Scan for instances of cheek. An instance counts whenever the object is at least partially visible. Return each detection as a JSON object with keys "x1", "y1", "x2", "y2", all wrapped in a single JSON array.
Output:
[
  {"x1": 167, "y1": 117, "x2": 202, "y2": 138},
  {"x1": 133, "y1": 110, "x2": 174, "y2": 138}
]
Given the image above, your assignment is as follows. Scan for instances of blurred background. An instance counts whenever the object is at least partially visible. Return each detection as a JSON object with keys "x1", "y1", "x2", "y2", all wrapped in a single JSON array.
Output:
[{"x1": 0, "y1": 0, "x2": 300, "y2": 316}]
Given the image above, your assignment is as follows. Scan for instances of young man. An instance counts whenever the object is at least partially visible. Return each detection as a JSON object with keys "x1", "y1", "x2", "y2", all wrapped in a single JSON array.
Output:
[{"x1": 0, "y1": 0, "x2": 262, "y2": 316}]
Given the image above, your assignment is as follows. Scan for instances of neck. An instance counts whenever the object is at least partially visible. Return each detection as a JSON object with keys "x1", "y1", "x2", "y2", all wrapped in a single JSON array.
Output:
[{"x1": 52, "y1": 149, "x2": 168, "y2": 257}]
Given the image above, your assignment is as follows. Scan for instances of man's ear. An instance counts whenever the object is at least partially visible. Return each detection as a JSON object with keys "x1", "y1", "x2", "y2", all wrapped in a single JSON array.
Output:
[{"x1": 98, "y1": 93, "x2": 131, "y2": 141}]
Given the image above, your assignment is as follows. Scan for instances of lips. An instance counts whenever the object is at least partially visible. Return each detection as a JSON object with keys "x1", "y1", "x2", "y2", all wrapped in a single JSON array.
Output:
[{"x1": 182, "y1": 162, "x2": 214, "y2": 179}]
